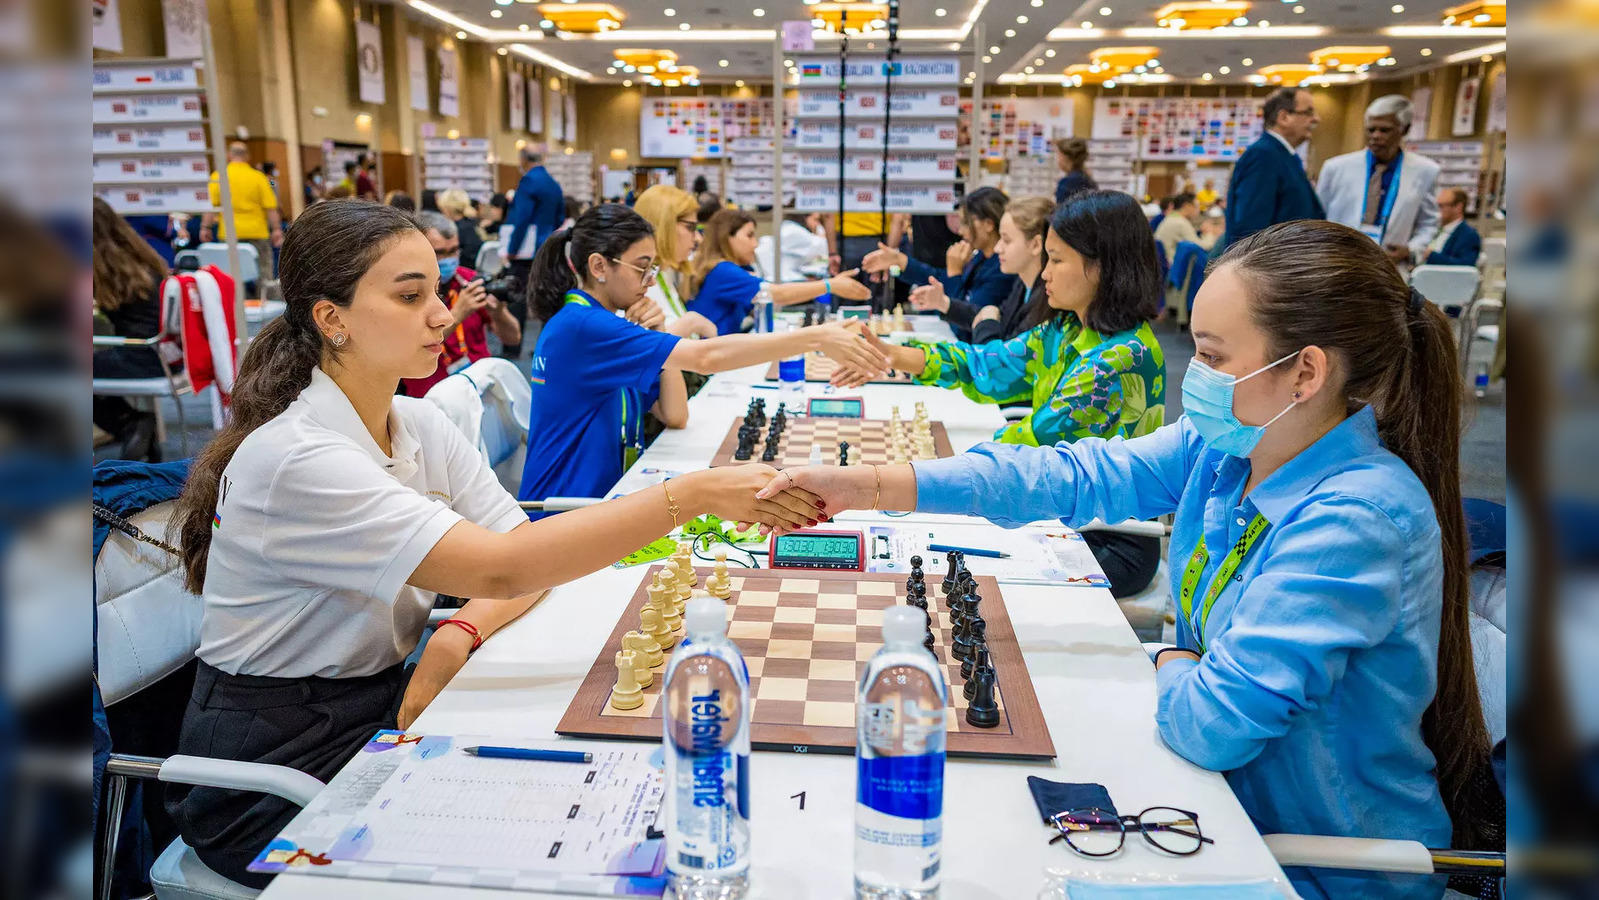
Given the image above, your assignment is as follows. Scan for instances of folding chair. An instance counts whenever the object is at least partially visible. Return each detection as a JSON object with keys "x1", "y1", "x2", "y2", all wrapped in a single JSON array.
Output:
[{"x1": 92, "y1": 279, "x2": 194, "y2": 455}]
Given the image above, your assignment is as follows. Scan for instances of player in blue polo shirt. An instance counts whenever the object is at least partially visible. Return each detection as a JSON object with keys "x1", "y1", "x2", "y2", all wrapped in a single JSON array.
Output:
[{"x1": 519, "y1": 204, "x2": 888, "y2": 513}]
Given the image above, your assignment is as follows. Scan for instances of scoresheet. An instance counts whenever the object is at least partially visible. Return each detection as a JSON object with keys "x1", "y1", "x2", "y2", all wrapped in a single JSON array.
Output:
[
  {"x1": 249, "y1": 731, "x2": 667, "y2": 896},
  {"x1": 864, "y1": 522, "x2": 1110, "y2": 588}
]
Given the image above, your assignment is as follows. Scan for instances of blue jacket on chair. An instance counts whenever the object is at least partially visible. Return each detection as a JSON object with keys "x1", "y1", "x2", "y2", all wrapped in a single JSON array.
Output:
[
  {"x1": 1221, "y1": 134, "x2": 1325, "y2": 250},
  {"x1": 1168, "y1": 241, "x2": 1209, "y2": 313},
  {"x1": 1425, "y1": 221, "x2": 1483, "y2": 268}
]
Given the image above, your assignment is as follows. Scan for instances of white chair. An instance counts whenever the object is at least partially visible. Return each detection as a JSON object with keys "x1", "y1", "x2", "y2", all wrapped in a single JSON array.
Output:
[
  {"x1": 176, "y1": 242, "x2": 261, "y2": 291},
  {"x1": 1409, "y1": 264, "x2": 1482, "y2": 313},
  {"x1": 1478, "y1": 236, "x2": 1505, "y2": 270},
  {"x1": 474, "y1": 239, "x2": 505, "y2": 278},
  {"x1": 423, "y1": 357, "x2": 531, "y2": 495},
  {"x1": 93, "y1": 277, "x2": 196, "y2": 454}
]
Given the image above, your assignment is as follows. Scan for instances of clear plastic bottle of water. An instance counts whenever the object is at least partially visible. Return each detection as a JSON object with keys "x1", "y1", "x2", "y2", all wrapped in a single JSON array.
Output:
[
  {"x1": 776, "y1": 321, "x2": 807, "y2": 407},
  {"x1": 663, "y1": 597, "x2": 752, "y2": 900},
  {"x1": 855, "y1": 606, "x2": 947, "y2": 900},
  {"x1": 753, "y1": 283, "x2": 775, "y2": 334},
  {"x1": 1474, "y1": 361, "x2": 1489, "y2": 399}
]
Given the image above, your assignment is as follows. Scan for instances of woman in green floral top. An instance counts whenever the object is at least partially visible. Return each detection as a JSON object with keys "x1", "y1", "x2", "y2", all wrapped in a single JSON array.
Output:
[{"x1": 838, "y1": 190, "x2": 1167, "y2": 596}]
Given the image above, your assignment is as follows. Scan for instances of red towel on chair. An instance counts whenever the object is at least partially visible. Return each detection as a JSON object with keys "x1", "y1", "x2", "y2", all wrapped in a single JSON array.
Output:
[{"x1": 171, "y1": 266, "x2": 239, "y2": 403}]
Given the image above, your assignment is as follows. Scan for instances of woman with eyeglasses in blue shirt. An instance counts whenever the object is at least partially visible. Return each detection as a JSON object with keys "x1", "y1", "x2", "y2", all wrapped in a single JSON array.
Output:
[{"x1": 759, "y1": 220, "x2": 1492, "y2": 900}]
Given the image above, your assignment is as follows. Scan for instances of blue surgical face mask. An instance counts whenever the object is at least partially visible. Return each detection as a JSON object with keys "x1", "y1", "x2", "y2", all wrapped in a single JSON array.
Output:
[
  {"x1": 1181, "y1": 349, "x2": 1302, "y2": 457},
  {"x1": 437, "y1": 256, "x2": 460, "y2": 283}
]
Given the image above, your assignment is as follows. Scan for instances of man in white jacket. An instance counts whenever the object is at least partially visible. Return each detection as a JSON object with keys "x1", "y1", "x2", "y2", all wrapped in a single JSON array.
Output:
[{"x1": 1316, "y1": 95, "x2": 1440, "y2": 272}]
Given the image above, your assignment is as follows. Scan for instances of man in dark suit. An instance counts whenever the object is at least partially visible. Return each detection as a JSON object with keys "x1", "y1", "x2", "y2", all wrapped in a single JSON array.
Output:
[
  {"x1": 1419, "y1": 187, "x2": 1482, "y2": 267},
  {"x1": 498, "y1": 147, "x2": 565, "y2": 358},
  {"x1": 1221, "y1": 87, "x2": 1325, "y2": 250}
]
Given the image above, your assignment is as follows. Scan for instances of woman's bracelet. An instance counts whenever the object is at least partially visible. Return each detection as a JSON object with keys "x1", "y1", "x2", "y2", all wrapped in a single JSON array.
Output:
[
  {"x1": 437, "y1": 618, "x2": 483, "y2": 652},
  {"x1": 871, "y1": 465, "x2": 882, "y2": 510},
  {"x1": 662, "y1": 481, "x2": 682, "y2": 528}
]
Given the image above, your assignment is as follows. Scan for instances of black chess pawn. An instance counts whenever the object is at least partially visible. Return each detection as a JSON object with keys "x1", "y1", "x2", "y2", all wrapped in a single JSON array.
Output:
[
  {"x1": 907, "y1": 593, "x2": 928, "y2": 611},
  {"x1": 963, "y1": 646, "x2": 991, "y2": 700},
  {"x1": 910, "y1": 554, "x2": 924, "y2": 571},
  {"x1": 760, "y1": 443, "x2": 777, "y2": 463},
  {"x1": 965, "y1": 662, "x2": 1000, "y2": 728},
  {"x1": 838, "y1": 441, "x2": 850, "y2": 466},
  {"x1": 923, "y1": 631, "x2": 936, "y2": 655},
  {"x1": 733, "y1": 440, "x2": 752, "y2": 461}
]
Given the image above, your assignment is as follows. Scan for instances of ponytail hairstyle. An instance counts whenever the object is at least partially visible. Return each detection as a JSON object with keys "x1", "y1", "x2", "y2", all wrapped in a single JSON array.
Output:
[
  {"x1": 1218, "y1": 219, "x2": 1492, "y2": 847},
  {"x1": 1055, "y1": 137, "x2": 1091, "y2": 177},
  {"x1": 527, "y1": 203, "x2": 655, "y2": 323},
  {"x1": 688, "y1": 208, "x2": 757, "y2": 298},
  {"x1": 172, "y1": 201, "x2": 423, "y2": 594}
]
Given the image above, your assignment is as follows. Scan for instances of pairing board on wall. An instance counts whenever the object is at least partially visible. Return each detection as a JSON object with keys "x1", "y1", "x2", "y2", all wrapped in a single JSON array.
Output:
[
  {"x1": 93, "y1": 58, "x2": 215, "y2": 215},
  {"x1": 543, "y1": 151, "x2": 596, "y2": 204},
  {"x1": 1092, "y1": 97, "x2": 1264, "y2": 162},
  {"x1": 421, "y1": 136, "x2": 493, "y2": 198},
  {"x1": 1410, "y1": 140, "x2": 1488, "y2": 213},
  {"x1": 791, "y1": 55, "x2": 962, "y2": 214},
  {"x1": 640, "y1": 97, "x2": 726, "y2": 158}
]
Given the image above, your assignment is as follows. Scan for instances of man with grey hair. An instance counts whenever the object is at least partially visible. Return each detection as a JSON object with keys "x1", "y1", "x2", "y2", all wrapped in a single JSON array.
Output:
[
  {"x1": 1316, "y1": 94, "x2": 1440, "y2": 269},
  {"x1": 497, "y1": 144, "x2": 564, "y2": 358},
  {"x1": 401, "y1": 211, "x2": 522, "y2": 396}
]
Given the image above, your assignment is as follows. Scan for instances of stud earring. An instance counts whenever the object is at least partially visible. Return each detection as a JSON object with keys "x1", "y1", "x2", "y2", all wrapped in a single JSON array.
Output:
[
  {"x1": 331, "y1": 332, "x2": 347, "y2": 347},
  {"x1": 597, "y1": 276, "x2": 607, "y2": 284},
  {"x1": 1293, "y1": 391, "x2": 1302, "y2": 400}
]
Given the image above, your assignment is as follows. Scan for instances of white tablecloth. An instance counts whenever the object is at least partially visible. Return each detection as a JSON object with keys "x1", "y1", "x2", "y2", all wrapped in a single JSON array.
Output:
[{"x1": 260, "y1": 332, "x2": 1293, "y2": 899}]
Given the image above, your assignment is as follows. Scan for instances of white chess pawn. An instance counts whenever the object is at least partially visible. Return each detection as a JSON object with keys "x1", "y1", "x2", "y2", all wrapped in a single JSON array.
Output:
[
  {"x1": 610, "y1": 649, "x2": 644, "y2": 710},
  {"x1": 657, "y1": 577, "x2": 685, "y2": 634}
]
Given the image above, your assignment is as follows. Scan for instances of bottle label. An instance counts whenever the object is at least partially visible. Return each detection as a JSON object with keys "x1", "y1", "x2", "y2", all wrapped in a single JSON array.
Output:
[
  {"x1": 857, "y1": 752, "x2": 944, "y2": 820},
  {"x1": 666, "y1": 666, "x2": 751, "y2": 875}
]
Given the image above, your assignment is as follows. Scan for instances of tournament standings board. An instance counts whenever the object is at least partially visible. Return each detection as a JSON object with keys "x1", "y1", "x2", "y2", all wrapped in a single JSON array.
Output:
[{"x1": 641, "y1": 97, "x2": 725, "y2": 158}]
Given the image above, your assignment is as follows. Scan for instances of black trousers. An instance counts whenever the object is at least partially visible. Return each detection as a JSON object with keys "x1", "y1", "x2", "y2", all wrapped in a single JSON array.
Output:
[
  {"x1": 165, "y1": 661, "x2": 410, "y2": 888},
  {"x1": 1082, "y1": 530, "x2": 1162, "y2": 599},
  {"x1": 499, "y1": 259, "x2": 533, "y2": 359}
]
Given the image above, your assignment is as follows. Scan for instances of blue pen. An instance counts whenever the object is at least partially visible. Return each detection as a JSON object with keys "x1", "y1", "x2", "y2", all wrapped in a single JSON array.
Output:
[
  {"x1": 463, "y1": 746, "x2": 593, "y2": 763},
  {"x1": 927, "y1": 542, "x2": 1010, "y2": 559}
]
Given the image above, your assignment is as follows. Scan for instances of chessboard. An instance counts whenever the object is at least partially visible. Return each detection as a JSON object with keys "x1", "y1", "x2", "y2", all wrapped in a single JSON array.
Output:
[
  {"x1": 764, "y1": 354, "x2": 915, "y2": 384},
  {"x1": 555, "y1": 555, "x2": 1055, "y2": 760},
  {"x1": 709, "y1": 400, "x2": 954, "y2": 468}
]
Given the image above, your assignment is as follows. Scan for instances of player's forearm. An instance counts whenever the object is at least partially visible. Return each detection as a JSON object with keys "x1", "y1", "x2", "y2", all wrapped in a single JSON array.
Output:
[
  {"x1": 673, "y1": 330, "x2": 812, "y2": 374},
  {"x1": 445, "y1": 590, "x2": 544, "y2": 644},
  {"x1": 267, "y1": 210, "x2": 283, "y2": 232},
  {"x1": 768, "y1": 280, "x2": 826, "y2": 307},
  {"x1": 890, "y1": 344, "x2": 928, "y2": 376},
  {"x1": 652, "y1": 372, "x2": 689, "y2": 428}
]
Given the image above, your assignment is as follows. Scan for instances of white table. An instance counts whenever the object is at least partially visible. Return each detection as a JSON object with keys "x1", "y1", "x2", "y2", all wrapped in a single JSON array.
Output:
[{"x1": 261, "y1": 352, "x2": 1294, "y2": 899}]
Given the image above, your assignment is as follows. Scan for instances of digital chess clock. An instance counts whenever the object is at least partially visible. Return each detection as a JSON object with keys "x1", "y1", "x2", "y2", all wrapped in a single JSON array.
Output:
[
  {"x1": 768, "y1": 529, "x2": 866, "y2": 571},
  {"x1": 807, "y1": 397, "x2": 864, "y2": 418}
]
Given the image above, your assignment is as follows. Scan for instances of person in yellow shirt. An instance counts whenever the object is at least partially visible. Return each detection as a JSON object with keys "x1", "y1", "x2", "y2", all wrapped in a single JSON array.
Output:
[
  {"x1": 200, "y1": 142, "x2": 283, "y2": 279},
  {"x1": 1195, "y1": 178, "x2": 1220, "y2": 211}
]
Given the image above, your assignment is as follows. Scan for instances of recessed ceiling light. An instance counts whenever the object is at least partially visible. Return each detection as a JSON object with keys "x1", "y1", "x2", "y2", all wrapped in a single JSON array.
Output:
[
  {"x1": 1148, "y1": 57, "x2": 1160, "y2": 66},
  {"x1": 1481, "y1": 54, "x2": 1492, "y2": 61},
  {"x1": 1004, "y1": 29, "x2": 1015, "y2": 37},
  {"x1": 949, "y1": 42, "x2": 961, "y2": 50},
  {"x1": 1242, "y1": 56, "x2": 1253, "y2": 65},
  {"x1": 1419, "y1": 47, "x2": 1432, "y2": 56},
  {"x1": 718, "y1": 59, "x2": 729, "y2": 67},
  {"x1": 679, "y1": 22, "x2": 690, "y2": 29},
  {"x1": 934, "y1": 7, "x2": 947, "y2": 15},
  {"x1": 1081, "y1": 20, "x2": 1093, "y2": 28},
  {"x1": 1017, "y1": 14, "x2": 1028, "y2": 23},
  {"x1": 1045, "y1": 48, "x2": 1056, "y2": 57},
  {"x1": 1219, "y1": 65, "x2": 1230, "y2": 73},
  {"x1": 1293, "y1": 5, "x2": 1304, "y2": 11},
  {"x1": 1258, "y1": 19, "x2": 1269, "y2": 26},
  {"x1": 1202, "y1": 72, "x2": 1213, "y2": 80},
  {"x1": 495, "y1": 0, "x2": 512, "y2": 5},
  {"x1": 1030, "y1": 0, "x2": 1042, "y2": 6},
  {"x1": 989, "y1": 45, "x2": 1000, "y2": 53},
  {"x1": 784, "y1": 58, "x2": 794, "y2": 66},
  {"x1": 752, "y1": 7, "x2": 765, "y2": 15},
  {"x1": 1232, "y1": 15, "x2": 1248, "y2": 24},
  {"x1": 1024, "y1": 66, "x2": 1034, "y2": 73},
  {"x1": 497, "y1": 47, "x2": 508, "y2": 55},
  {"x1": 623, "y1": 78, "x2": 632, "y2": 86},
  {"x1": 981, "y1": 55, "x2": 992, "y2": 63},
  {"x1": 1390, "y1": 3, "x2": 1404, "y2": 10},
  {"x1": 538, "y1": 18, "x2": 552, "y2": 27},
  {"x1": 1104, "y1": 79, "x2": 1116, "y2": 87},
  {"x1": 735, "y1": 79, "x2": 745, "y2": 86},
  {"x1": 663, "y1": 6, "x2": 675, "y2": 14},
  {"x1": 518, "y1": 22, "x2": 529, "y2": 30},
  {"x1": 489, "y1": 8, "x2": 502, "y2": 16},
  {"x1": 1033, "y1": 57, "x2": 1043, "y2": 64},
  {"x1": 1099, "y1": 6, "x2": 1112, "y2": 15},
  {"x1": 455, "y1": 29, "x2": 467, "y2": 38}
]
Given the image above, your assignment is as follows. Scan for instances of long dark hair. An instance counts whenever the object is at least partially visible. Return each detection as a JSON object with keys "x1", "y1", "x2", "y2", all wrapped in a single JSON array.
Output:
[
  {"x1": 1219, "y1": 219, "x2": 1490, "y2": 847},
  {"x1": 529, "y1": 203, "x2": 655, "y2": 322},
  {"x1": 172, "y1": 201, "x2": 422, "y2": 593},
  {"x1": 1050, "y1": 190, "x2": 1159, "y2": 334},
  {"x1": 92, "y1": 197, "x2": 168, "y2": 313}
]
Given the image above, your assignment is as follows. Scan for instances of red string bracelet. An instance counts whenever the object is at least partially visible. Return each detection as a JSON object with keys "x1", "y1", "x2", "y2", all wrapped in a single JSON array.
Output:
[{"x1": 436, "y1": 618, "x2": 483, "y2": 652}]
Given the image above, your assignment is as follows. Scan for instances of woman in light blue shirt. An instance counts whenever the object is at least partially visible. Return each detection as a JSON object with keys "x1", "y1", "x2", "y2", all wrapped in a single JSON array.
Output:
[{"x1": 763, "y1": 220, "x2": 1492, "y2": 900}]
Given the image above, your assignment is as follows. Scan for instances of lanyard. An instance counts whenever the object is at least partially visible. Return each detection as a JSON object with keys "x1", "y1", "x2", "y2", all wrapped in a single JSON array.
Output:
[
  {"x1": 1360, "y1": 151, "x2": 1403, "y2": 238},
  {"x1": 1178, "y1": 514, "x2": 1269, "y2": 652},
  {"x1": 656, "y1": 271, "x2": 686, "y2": 317},
  {"x1": 565, "y1": 289, "x2": 643, "y2": 471}
]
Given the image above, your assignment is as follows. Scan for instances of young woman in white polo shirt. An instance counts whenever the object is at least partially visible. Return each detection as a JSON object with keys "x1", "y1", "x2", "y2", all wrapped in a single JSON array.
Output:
[{"x1": 166, "y1": 200, "x2": 828, "y2": 887}]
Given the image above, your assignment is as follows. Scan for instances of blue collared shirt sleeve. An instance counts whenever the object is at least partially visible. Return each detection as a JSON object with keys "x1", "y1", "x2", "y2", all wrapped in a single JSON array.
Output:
[
  {"x1": 911, "y1": 419, "x2": 1198, "y2": 527},
  {"x1": 570, "y1": 311, "x2": 681, "y2": 393},
  {"x1": 1154, "y1": 496, "x2": 1408, "y2": 772},
  {"x1": 686, "y1": 261, "x2": 761, "y2": 335}
]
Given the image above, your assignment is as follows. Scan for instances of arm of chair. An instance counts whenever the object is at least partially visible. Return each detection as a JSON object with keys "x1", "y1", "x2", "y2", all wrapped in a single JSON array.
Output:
[
  {"x1": 517, "y1": 496, "x2": 605, "y2": 512},
  {"x1": 92, "y1": 335, "x2": 160, "y2": 348},
  {"x1": 120, "y1": 754, "x2": 326, "y2": 807},
  {"x1": 1262, "y1": 834, "x2": 1504, "y2": 878}
]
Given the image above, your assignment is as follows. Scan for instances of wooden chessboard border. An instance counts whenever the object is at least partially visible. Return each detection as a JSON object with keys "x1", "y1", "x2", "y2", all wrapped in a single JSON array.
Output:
[
  {"x1": 555, "y1": 567, "x2": 1056, "y2": 760},
  {"x1": 707, "y1": 417, "x2": 956, "y2": 469},
  {"x1": 763, "y1": 357, "x2": 916, "y2": 384}
]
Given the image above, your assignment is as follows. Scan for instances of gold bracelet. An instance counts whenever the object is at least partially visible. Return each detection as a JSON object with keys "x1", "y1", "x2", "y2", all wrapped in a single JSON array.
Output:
[
  {"x1": 662, "y1": 482, "x2": 681, "y2": 528},
  {"x1": 871, "y1": 465, "x2": 882, "y2": 511}
]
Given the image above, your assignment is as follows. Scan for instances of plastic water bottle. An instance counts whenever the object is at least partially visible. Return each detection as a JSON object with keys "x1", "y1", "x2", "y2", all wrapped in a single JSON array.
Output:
[
  {"x1": 855, "y1": 606, "x2": 947, "y2": 900},
  {"x1": 663, "y1": 597, "x2": 751, "y2": 900},
  {"x1": 753, "y1": 283, "x2": 775, "y2": 334},
  {"x1": 777, "y1": 321, "x2": 807, "y2": 407},
  {"x1": 1473, "y1": 362, "x2": 1489, "y2": 399}
]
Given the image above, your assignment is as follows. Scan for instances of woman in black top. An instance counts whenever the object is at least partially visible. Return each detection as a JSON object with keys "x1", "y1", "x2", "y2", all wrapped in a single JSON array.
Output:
[
  {"x1": 970, "y1": 195, "x2": 1055, "y2": 344},
  {"x1": 92, "y1": 198, "x2": 173, "y2": 460},
  {"x1": 1053, "y1": 137, "x2": 1097, "y2": 205}
]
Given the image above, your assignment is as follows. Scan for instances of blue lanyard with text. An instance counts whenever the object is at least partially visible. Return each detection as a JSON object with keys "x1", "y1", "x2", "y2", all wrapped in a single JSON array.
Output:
[
  {"x1": 1361, "y1": 150, "x2": 1403, "y2": 238},
  {"x1": 563, "y1": 289, "x2": 643, "y2": 471}
]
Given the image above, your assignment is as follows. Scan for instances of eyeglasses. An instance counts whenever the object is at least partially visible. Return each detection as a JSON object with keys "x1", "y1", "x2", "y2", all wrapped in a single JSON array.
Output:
[
  {"x1": 1047, "y1": 807, "x2": 1213, "y2": 857},
  {"x1": 609, "y1": 257, "x2": 660, "y2": 282},
  {"x1": 1287, "y1": 107, "x2": 1317, "y2": 117},
  {"x1": 676, "y1": 218, "x2": 698, "y2": 230}
]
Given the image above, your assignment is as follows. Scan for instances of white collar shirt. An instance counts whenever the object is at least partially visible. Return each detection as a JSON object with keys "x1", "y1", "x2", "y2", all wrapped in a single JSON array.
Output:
[
  {"x1": 198, "y1": 367, "x2": 527, "y2": 677},
  {"x1": 1427, "y1": 218, "x2": 1461, "y2": 254},
  {"x1": 1268, "y1": 129, "x2": 1297, "y2": 156}
]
